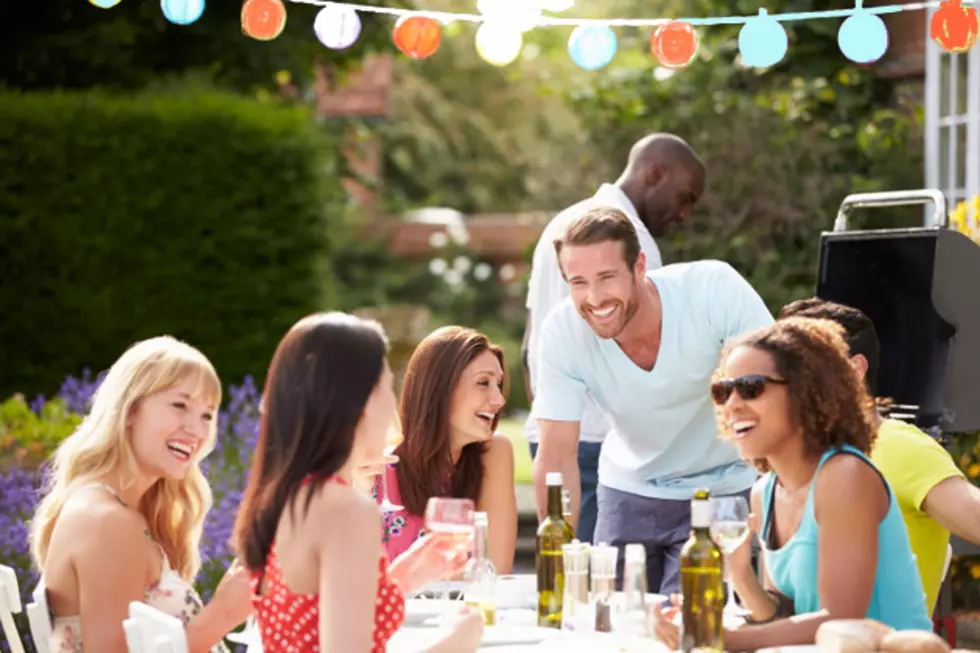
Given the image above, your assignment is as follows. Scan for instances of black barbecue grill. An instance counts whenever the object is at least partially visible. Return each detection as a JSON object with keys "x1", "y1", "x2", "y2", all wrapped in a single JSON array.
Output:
[
  {"x1": 815, "y1": 189, "x2": 980, "y2": 640},
  {"x1": 818, "y1": 190, "x2": 980, "y2": 435}
]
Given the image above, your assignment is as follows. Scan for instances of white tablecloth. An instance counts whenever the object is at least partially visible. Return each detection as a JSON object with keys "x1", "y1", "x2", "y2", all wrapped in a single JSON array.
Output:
[
  {"x1": 232, "y1": 574, "x2": 743, "y2": 652},
  {"x1": 388, "y1": 627, "x2": 672, "y2": 652}
]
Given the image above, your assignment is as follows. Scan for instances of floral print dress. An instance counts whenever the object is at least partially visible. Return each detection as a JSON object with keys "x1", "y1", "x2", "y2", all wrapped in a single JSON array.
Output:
[
  {"x1": 46, "y1": 484, "x2": 229, "y2": 653},
  {"x1": 49, "y1": 554, "x2": 229, "y2": 653},
  {"x1": 373, "y1": 465, "x2": 428, "y2": 561}
]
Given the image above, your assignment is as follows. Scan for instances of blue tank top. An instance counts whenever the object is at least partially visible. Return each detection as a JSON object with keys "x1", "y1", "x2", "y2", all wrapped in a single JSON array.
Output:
[{"x1": 760, "y1": 444, "x2": 931, "y2": 630}]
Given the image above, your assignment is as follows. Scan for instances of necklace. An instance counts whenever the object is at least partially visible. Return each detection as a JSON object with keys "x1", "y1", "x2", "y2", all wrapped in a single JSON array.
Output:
[{"x1": 93, "y1": 482, "x2": 155, "y2": 542}]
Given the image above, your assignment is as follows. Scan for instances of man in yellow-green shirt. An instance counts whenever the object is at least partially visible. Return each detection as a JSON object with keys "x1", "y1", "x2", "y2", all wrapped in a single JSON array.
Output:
[
  {"x1": 780, "y1": 298, "x2": 980, "y2": 612},
  {"x1": 871, "y1": 417, "x2": 963, "y2": 610}
]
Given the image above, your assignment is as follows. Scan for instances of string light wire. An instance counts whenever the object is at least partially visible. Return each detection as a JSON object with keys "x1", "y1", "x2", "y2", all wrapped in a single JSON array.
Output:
[{"x1": 285, "y1": 0, "x2": 975, "y2": 26}]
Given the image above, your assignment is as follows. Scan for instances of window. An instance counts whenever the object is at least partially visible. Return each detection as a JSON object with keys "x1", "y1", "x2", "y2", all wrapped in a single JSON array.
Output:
[{"x1": 925, "y1": 11, "x2": 980, "y2": 222}]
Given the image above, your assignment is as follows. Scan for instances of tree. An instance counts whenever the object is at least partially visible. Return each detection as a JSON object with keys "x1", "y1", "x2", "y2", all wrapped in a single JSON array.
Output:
[
  {"x1": 556, "y1": 0, "x2": 925, "y2": 309},
  {"x1": 0, "y1": 0, "x2": 396, "y2": 91}
]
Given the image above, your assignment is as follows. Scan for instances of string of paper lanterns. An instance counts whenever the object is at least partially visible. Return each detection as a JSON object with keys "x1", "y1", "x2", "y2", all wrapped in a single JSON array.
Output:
[
  {"x1": 284, "y1": 0, "x2": 978, "y2": 68},
  {"x1": 93, "y1": 0, "x2": 980, "y2": 69}
]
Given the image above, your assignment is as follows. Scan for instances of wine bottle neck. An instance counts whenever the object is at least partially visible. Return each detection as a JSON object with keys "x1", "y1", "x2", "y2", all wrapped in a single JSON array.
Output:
[
  {"x1": 547, "y1": 485, "x2": 563, "y2": 518},
  {"x1": 691, "y1": 499, "x2": 713, "y2": 529},
  {"x1": 473, "y1": 522, "x2": 489, "y2": 560}
]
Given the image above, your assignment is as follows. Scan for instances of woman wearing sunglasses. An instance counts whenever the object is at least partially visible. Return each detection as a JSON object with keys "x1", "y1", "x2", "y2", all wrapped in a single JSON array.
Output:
[{"x1": 654, "y1": 317, "x2": 931, "y2": 650}]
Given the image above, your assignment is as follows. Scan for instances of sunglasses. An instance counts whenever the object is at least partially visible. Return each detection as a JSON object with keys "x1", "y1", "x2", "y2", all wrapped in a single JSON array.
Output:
[{"x1": 710, "y1": 374, "x2": 788, "y2": 405}]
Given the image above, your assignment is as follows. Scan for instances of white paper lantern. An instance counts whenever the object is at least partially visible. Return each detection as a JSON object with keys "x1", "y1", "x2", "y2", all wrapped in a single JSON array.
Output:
[
  {"x1": 314, "y1": 4, "x2": 362, "y2": 50},
  {"x1": 476, "y1": 21, "x2": 523, "y2": 66}
]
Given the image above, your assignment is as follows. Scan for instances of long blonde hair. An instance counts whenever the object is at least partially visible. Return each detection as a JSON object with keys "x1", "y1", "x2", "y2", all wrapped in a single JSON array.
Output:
[{"x1": 30, "y1": 336, "x2": 221, "y2": 581}]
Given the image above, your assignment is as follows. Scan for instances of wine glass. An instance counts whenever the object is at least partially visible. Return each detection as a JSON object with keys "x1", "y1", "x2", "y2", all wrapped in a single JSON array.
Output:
[
  {"x1": 709, "y1": 496, "x2": 751, "y2": 613},
  {"x1": 378, "y1": 427, "x2": 404, "y2": 513},
  {"x1": 424, "y1": 497, "x2": 476, "y2": 602}
]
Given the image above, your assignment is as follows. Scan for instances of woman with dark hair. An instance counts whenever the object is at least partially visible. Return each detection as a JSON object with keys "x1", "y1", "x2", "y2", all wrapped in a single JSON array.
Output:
[
  {"x1": 653, "y1": 317, "x2": 932, "y2": 650},
  {"x1": 379, "y1": 326, "x2": 518, "y2": 573},
  {"x1": 233, "y1": 313, "x2": 483, "y2": 653}
]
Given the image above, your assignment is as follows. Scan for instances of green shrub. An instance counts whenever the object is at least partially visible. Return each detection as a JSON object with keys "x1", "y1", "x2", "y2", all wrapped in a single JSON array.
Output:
[
  {"x1": 0, "y1": 395, "x2": 82, "y2": 469},
  {"x1": 0, "y1": 90, "x2": 347, "y2": 399}
]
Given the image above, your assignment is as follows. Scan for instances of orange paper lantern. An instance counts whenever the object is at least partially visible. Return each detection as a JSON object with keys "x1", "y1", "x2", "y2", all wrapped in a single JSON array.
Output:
[
  {"x1": 930, "y1": 0, "x2": 978, "y2": 53},
  {"x1": 242, "y1": 0, "x2": 287, "y2": 41},
  {"x1": 393, "y1": 15, "x2": 442, "y2": 59},
  {"x1": 650, "y1": 21, "x2": 699, "y2": 69}
]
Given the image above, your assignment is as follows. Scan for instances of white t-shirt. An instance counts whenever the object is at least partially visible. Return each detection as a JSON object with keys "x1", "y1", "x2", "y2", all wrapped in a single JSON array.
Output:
[
  {"x1": 534, "y1": 261, "x2": 773, "y2": 499},
  {"x1": 524, "y1": 183, "x2": 663, "y2": 444}
]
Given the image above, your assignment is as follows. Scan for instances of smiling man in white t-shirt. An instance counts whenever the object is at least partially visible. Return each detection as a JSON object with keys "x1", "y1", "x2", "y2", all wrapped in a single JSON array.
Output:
[
  {"x1": 532, "y1": 208, "x2": 773, "y2": 593},
  {"x1": 521, "y1": 133, "x2": 705, "y2": 543}
]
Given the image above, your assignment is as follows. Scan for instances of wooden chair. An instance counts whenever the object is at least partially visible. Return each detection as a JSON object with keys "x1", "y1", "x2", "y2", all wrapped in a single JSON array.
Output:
[
  {"x1": 0, "y1": 565, "x2": 26, "y2": 653},
  {"x1": 933, "y1": 543, "x2": 956, "y2": 647},
  {"x1": 226, "y1": 617, "x2": 264, "y2": 653},
  {"x1": 26, "y1": 580, "x2": 53, "y2": 653},
  {"x1": 123, "y1": 601, "x2": 188, "y2": 653}
]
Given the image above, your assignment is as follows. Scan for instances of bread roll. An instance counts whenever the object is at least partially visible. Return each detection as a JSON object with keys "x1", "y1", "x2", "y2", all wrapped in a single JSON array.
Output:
[
  {"x1": 815, "y1": 619, "x2": 893, "y2": 653},
  {"x1": 879, "y1": 630, "x2": 950, "y2": 653}
]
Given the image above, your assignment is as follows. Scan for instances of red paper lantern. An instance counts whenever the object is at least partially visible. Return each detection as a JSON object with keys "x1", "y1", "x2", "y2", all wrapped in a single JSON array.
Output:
[
  {"x1": 392, "y1": 15, "x2": 442, "y2": 60},
  {"x1": 242, "y1": 0, "x2": 287, "y2": 41},
  {"x1": 650, "y1": 21, "x2": 699, "y2": 69},
  {"x1": 930, "y1": 0, "x2": 978, "y2": 53}
]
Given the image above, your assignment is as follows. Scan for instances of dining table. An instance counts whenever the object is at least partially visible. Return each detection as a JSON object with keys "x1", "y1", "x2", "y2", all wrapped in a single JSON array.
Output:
[{"x1": 229, "y1": 574, "x2": 765, "y2": 653}]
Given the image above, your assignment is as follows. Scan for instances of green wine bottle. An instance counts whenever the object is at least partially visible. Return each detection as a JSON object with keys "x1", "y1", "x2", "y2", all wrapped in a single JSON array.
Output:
[
  {"x1": 537, "y1": 472, "x2": 574, "y2": 628},
  {"x1": 680, "y1": 488, "x2": 724, "y2": 653}
]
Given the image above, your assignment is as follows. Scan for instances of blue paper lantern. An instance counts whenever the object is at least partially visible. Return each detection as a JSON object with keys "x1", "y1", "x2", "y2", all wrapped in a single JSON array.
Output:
[
  {"x1": 568, "y1": 25, "x2": 618, "y2": 71},
  {"x1": 838, "y1": 0, "x2": 889, "y2": 64},
  {"x1": 89, "y1": 0, "x2": 122, "y2": 8},
  {"x1": 738, "y1": 9, "x2": 788, "y2": 68},
  {"x1": 162, "y1": 0, "x2": 205, "y2": 25}
]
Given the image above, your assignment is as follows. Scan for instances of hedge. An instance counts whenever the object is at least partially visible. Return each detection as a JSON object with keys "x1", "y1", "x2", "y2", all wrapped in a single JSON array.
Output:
[{"x1": 0, "y1": 90, "x2": 346, "y2": 399}]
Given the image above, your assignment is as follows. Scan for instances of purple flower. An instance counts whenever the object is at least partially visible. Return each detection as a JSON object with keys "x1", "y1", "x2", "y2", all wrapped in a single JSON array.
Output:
[
  {"x1": 56, "y1": 368, "x2": 105, "y2": 415},
  {"x1": 28, "y1": 395, "x2": 45, "y2": 414}
]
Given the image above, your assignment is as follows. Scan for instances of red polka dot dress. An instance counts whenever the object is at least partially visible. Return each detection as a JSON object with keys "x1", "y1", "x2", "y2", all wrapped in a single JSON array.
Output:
[{"x1": 250, "y1": 477, "x2": 406, "y2": 652}]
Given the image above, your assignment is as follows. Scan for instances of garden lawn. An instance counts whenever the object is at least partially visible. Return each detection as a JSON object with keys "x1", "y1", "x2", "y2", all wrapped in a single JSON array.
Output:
[{"x1": 497, "y1": 417, "x2": 532, "y2": 485}]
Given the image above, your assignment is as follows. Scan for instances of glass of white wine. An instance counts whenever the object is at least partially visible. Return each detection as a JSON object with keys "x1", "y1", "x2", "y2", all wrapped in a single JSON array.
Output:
[
  {"x1": 709, "y1": 495, "x2": 750, "y2": 613},
  {"x1": 425, "y1": 497, "x2": 475, "y2": 604},
  {"x1": 378, "y1": 426, "x2": 404, "y2": 513}
]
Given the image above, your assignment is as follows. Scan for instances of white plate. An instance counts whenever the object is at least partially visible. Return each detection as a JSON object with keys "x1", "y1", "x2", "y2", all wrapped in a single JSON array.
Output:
[
  {"x1": 496, "y1": 575, "x2": 537, "y2": 609},
  {"x1": 403, "y1": 599, "x2": 462, "y2": 625},
  {"x1": 481, "y1": 625, "x2": 560, "y2": 647}
]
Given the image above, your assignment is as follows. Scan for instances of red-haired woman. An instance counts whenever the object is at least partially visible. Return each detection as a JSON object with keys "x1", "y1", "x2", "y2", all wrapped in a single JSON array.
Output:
[{"x1": 379, "y1": 326, "x2": 518, "y2": 574}]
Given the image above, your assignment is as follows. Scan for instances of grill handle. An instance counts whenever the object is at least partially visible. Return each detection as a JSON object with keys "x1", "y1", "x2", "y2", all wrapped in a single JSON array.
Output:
[{"x1": 833, "y1": 189, "x2": 948, "y2": 232}]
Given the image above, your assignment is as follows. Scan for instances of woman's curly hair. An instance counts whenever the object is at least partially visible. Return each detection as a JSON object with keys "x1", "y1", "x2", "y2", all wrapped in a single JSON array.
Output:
[{"x1": 714, "y1": 317, "x2": 877, "y2": 473}]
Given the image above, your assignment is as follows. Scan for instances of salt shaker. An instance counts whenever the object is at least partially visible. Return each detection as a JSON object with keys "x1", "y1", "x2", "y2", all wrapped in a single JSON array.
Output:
[
  {"x1": 561, "y1": 539, "x2": 592, "y2": 632},
  {"x1": 590, "y1": 542, "x2": 618, "y2": 633}
]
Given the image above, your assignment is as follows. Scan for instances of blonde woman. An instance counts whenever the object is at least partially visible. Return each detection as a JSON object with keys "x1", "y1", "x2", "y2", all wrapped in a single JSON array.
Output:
[{"x1": 30, "y1": 336, "x2": 253, "y2": 653}]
